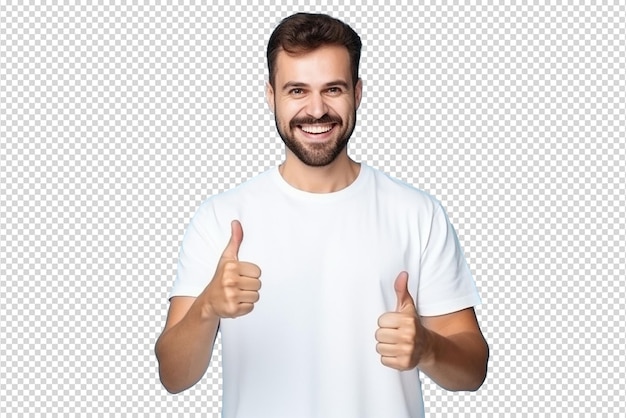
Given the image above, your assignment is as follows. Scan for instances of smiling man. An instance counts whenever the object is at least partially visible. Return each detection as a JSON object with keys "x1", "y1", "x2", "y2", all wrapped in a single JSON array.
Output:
[
  {"x1": 270, "y1": 44, "x2": 359, "y2": 166},
  {"x1": 155, "y1": 13, "x2": 488, "y2": 418}
]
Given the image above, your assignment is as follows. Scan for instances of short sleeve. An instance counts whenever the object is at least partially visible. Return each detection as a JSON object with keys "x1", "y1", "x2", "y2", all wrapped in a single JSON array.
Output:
[
  {"x1": 417, "y1": 201, "x2": 481, "y2": 316},
  {"x1": 168, "y1": 200, "x2": 223, "y2": 299}
]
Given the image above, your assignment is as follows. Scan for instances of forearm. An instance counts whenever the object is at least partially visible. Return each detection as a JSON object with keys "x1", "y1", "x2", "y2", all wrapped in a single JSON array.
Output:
[
  {"x1": 419, "y1": 330, "x2": 489, "y2": 391},
  {"x1": 155, "y1": 302, "x2": 220, "y2": 394}
]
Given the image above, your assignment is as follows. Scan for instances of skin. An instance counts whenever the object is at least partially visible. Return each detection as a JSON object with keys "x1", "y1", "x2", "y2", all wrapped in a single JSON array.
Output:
[
  {"x1": 155, "y1": 220, "x2": 261, "y2": 393},
  {"x1": 265, "y1": 45, "x2": 363, "y2": 193},
  {"x1": 377, "y1": 272, "x2": 488, "y2": 391},
  {"x1": 155, "y1": 44, "x2": 488, "y2": 394}
]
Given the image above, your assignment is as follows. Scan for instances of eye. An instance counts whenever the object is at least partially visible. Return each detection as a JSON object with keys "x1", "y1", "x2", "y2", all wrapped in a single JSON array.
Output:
[
  {"x1": 290, "y1": 88, "x2": 304, "y2": 95},
  {"x1": 327, "y1": 87, "x2": 343, "y2": 95}
]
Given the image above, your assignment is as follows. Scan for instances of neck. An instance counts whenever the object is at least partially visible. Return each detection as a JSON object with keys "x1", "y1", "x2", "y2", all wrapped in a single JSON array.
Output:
[{"x1": 279, "y1": 151, "x2": 361, "y2": 193}]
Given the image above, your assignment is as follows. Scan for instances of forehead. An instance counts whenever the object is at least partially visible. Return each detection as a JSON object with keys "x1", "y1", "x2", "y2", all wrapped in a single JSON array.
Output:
[{"x1": 274, "y1": 45, "x2": 352, "y2": 86}]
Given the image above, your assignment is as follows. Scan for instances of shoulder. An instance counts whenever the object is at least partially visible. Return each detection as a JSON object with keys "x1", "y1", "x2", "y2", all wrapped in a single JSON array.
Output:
[
  {"x1": 181, "y1": 168, "x2": 278, "y2": 244},
  {"x1": 198, "y1": 167, "x2": 277, "y2": 210},
  {"x1": 366, "y1": 164, "x2": 443, "y2": 215}
]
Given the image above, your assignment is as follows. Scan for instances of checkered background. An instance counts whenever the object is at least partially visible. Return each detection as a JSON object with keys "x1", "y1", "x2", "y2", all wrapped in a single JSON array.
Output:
[{"x1": 1, "y1": 1, "x2": 624, "y2": 416}]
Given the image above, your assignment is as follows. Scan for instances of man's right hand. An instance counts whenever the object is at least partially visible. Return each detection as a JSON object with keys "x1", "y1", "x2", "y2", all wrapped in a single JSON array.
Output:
[{"x1": 200, "y1": 220, "x2": 262, "y2": 319}]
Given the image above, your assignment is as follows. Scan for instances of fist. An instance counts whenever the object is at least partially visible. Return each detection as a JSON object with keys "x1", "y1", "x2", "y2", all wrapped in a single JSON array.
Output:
[
  {"x1": 202, "y1": 220, "x2": 262, "y2": 318},
  {"x1": 375, "y1": 271, "x2": 427, "y2": 371}
]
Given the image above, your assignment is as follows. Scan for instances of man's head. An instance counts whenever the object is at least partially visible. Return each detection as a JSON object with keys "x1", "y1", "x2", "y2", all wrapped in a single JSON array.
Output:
[{"x1": 266, "y1": 13, "x2": 363, "y2": 167}]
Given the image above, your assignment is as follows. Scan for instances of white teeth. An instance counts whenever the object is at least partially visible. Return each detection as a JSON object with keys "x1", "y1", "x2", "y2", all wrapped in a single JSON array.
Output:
[{"x1": 300, "y1": 124, "x2": 333, "y2": 134}]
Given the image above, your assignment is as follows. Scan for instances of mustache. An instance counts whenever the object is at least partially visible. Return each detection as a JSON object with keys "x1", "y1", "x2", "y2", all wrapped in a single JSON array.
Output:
[{"x1": 290, "y1": 115, "x2": 342, "y2": 129}]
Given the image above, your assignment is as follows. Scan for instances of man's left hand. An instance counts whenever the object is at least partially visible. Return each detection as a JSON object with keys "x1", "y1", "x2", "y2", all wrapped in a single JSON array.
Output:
[{"x1": 375, "y1": 271, "x2": 432, "y2": 371}]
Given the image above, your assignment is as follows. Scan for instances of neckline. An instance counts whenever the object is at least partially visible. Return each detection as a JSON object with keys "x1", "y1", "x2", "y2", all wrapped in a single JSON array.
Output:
[{"x1": 271, "y1": 163, "x2": 370, "y2": 202}]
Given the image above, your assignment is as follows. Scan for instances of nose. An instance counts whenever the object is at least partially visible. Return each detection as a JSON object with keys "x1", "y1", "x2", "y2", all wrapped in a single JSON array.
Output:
[{"x1": 305, "y1": 92, "x2": 328, "y2": 120}]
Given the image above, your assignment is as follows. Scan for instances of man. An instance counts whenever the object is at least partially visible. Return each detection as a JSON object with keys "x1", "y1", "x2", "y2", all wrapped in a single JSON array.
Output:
[{"x1": 155, "y1": 12, "x2": 488, "y2": 417}]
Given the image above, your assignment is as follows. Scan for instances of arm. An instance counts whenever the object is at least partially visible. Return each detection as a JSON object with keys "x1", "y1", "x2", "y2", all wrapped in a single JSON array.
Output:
[
  {"x1": 155, "y1": 220, "x2": 262, "y2": 393},
  {"x1": 419, "y1": 307, "x2": 489, "y2": 391},
  {"x1": 154, "y1": 296, "x2": 220, "y2": 394}
]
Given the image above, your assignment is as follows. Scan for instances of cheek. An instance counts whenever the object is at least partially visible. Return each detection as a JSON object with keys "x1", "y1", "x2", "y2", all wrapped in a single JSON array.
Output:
[
  {"x1": 275, "y1": 110, "x2": 296, "y2": 131},
  {"x1": 332, "y1": 99, "x2": 355, "y2": 116},
  {"x1": 277, "y1": 103, "x2": 304, "y2": 123}
]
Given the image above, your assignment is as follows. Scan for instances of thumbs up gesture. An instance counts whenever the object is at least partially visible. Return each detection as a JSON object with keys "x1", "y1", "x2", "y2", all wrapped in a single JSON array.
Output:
[
  {"x1": 375, "y1": 272, "x2": 429, "y2": 371},
  {"x1": 200, "y1": 220, "x2": 262, "y2": 319}
]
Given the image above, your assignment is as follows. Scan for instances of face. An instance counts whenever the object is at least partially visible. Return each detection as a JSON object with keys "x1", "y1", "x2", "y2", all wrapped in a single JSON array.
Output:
[{"x1": 266, "y1": 45, "x2": 363, "y2": 167}]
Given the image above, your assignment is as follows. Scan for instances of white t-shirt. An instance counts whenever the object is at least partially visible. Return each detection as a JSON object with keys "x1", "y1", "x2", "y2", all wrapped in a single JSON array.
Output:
[{"x1": 170, "y1": 164, "x2": 481, "y2": 418}]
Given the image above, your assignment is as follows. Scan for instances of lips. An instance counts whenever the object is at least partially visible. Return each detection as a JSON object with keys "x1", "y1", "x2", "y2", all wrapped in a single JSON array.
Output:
[{"x1": 298, "y1": 124, "x2": 335, "y2": 134}]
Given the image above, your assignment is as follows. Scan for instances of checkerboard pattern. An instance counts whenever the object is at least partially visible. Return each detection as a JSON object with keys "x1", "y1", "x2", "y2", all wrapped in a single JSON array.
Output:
[{"x1": 1, "y1": 1, "x2": 624, "y2": 416}]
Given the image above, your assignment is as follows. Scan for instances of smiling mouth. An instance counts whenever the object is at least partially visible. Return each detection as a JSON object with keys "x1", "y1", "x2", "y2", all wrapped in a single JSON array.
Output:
[{"x1": 298, "y1": 124, "x2": 335, "y2": 134}]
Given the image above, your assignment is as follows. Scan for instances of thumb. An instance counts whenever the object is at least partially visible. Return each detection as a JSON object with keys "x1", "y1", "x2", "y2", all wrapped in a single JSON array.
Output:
[
  {"x1": 394, "y1": 271, "x2": 415, "y2": 313},
  {"x1": 221, "y1": 220, "x2": 243, "y2": 260}
]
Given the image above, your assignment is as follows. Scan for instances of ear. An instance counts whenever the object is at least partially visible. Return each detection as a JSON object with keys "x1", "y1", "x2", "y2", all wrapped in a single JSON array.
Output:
[
  {"x1": 265, "y1": 81, "x2": 275, "y2": 114},
  {"x1": 354, "y1": 78, "x2": 363, "y2": 110}
]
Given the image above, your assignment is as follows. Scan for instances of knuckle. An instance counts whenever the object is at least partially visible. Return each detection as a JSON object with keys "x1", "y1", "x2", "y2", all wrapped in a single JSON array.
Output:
[
  {"x1": 223, "y1": 260, "x2": 239, "y2": 273},
  {"x1": 226, "y1": 301, "x2": 240, "y2": 315},
  {"x1": 223, "y1": 287, "x2": 237, "y2": 300},
  {"x1": 222, "y1": 275, "x2": 239, "y2": 288}
]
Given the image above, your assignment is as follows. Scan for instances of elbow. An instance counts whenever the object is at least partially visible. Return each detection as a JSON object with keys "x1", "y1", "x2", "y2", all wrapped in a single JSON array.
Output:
[
  {"x1": 442, "y1": 370, "x2": 487, "y2": 392},
  {"x1": 160, "y1": 379, "x2": 180, "y2": 394},
  {"x1": 155, "y1": 341, "x2": 191, "y2": 395},
  {"x1": 449, "y1": 366, "x2": 488, "y2": 393},
  {"x1": 468, "y1": 339, "x2": 489, "y2": 392},
  {"x1": 158, "y1": 364, "x2": 195, "y2": 394},
  {"x1": 160, "y1": 375, "x2": 188, "y2": 395},
  {"x1": 466, "y1": 366, "x2": 488, "y2": 392},
  {"x1": 450, "y1": 337, "x2": 489, "y2": 392}
]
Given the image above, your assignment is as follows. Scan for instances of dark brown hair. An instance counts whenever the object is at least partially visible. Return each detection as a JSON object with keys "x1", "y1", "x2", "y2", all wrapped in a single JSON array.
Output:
[{"x1": 267, "y1": 13, "x2": 362, "y2": 88}]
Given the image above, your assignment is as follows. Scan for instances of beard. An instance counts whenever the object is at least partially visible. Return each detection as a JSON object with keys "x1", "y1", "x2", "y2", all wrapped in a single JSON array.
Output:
[{"x1": 274, "y1": 110, "x2": 357, "y2": 167}]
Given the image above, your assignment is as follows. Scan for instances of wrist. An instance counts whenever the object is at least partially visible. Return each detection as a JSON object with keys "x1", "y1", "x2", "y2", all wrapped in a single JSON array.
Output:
[
  {"x1": 417, "y1": 327, "x2": 438, "y2": 369},
  {"x1": 191, "y1": 296, "x2": 220, "y2": 322}
]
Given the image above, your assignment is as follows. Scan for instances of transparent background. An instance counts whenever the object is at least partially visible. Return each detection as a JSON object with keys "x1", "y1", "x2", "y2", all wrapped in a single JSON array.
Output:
[{"x1": 1, "y1": 1, "x2": 624, "y2": 416}]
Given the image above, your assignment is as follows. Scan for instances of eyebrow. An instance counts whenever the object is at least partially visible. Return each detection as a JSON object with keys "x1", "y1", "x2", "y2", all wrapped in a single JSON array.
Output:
[{"x1": 281, "y1": 80, "x2": 350, "y2": 91}]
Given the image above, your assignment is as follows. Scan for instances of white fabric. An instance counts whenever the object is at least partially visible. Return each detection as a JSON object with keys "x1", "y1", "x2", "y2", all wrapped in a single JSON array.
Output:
[{"x1": 170, "y1": 164, "x2": 481, "y2": 418}]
